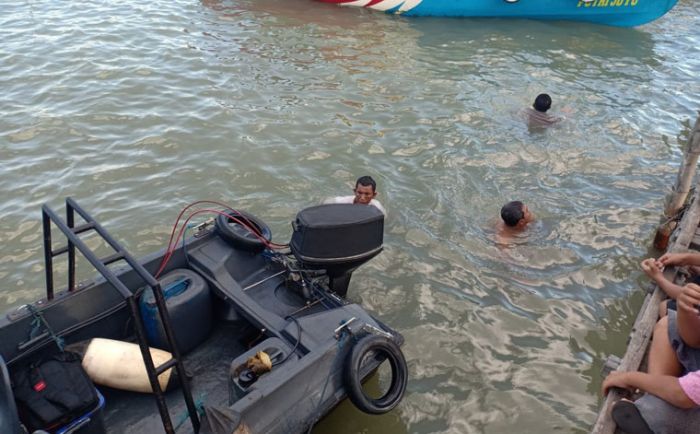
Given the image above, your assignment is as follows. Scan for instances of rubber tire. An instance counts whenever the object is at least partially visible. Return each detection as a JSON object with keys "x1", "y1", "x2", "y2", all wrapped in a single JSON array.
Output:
[
  {"x1": 215, "y1": 209, "x2": 272, "y2": 253},
  {"x1": 344, "y1": 335, "x2": 408, "y2": 415}
]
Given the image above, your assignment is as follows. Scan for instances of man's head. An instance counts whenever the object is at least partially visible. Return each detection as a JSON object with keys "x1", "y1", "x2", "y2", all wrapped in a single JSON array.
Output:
[
  {"x1": 500, "y1": 201, "x2": 533, "y2": 228},
  {"x1": 533, "y1": 94, "x2": 552, "y2": 113},
  {"x1": 354, "y1": 176, "x2": 377, "y2": 205}
]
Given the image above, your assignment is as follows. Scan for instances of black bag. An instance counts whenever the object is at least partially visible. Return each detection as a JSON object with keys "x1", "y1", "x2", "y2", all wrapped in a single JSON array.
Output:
[{"x1": 12, "y1": 351, "x2": 98, "y2": 432}]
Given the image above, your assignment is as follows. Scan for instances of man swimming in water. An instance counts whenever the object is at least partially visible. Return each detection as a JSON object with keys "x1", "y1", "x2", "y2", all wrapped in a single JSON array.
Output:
[
  {"x1": 325, "y1": 175, "x2": 386, "y2": 215},
  {"x1": 524, "y1": 93, "x2": 563, "y2": 126},
  {"x1": 496, "y1": 200, "x2": 534, "y2": 242}
]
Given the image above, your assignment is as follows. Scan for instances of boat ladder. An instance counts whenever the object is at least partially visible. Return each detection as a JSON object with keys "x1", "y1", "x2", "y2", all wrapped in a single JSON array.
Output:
[{"x1": 41, "y1": 197, "x2": 200, "y2": 434}]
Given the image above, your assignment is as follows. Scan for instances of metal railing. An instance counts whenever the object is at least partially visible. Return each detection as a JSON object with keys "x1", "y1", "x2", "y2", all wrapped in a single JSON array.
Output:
[{"x1": 42, "y1": 197, "x2": 200, "y2": 434}]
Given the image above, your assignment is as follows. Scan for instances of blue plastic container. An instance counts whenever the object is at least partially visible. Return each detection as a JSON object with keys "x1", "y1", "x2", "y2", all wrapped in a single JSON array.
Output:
[
  {"x1": 55, "y1": 389, "x2": 105, "y2": 434},
  {"x1": 139, "y1": 269, "x2": 212, "y2": 354}
]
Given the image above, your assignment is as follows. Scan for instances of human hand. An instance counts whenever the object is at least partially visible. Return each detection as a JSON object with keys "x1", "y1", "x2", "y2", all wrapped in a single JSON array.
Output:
[
  {"x1": 678, "y1": 283, "x2": 700, "y2": 315},
  {"x1": 658, "y1": 253, "x2": 685, "y2": 267},
  {"x1": 602, "y1": 371, "x2": 634, "y2": 395},
  {"x1": 641, "y1": 258, "x2": 664, "y2": 280}
]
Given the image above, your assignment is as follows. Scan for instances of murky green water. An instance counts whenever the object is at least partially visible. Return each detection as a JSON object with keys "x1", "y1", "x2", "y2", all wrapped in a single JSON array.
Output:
[{"x1": 2, "y1": 0, "x2": 699, "y2": 432}]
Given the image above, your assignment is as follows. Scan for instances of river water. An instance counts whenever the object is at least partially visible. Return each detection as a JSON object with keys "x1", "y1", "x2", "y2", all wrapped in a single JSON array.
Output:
[{"x1": 2, "y1": 0, "x2": 699, "y2": 432}]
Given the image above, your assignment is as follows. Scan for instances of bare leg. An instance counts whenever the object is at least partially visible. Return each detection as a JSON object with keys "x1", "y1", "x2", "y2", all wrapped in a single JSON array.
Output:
[
  {"x1": 659, "y1": 300, "x2": 668, "y2": 318},
  {"x1": 647, "y1": 316, "x2": 682, "y2": 376}
]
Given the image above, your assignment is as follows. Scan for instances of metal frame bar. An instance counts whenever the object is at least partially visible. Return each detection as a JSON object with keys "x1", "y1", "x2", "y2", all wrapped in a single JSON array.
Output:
[{"x1": 40, "y1": 198, "x2": 200, "y2": 434}]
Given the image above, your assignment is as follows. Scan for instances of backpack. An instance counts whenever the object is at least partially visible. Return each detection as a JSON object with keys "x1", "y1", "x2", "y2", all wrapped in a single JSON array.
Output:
[{"x1": 12, "y1": 351, "x2": 98, "y2": 432}]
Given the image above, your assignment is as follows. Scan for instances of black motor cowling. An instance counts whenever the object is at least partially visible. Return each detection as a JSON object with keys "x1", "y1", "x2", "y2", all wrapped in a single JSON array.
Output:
[{"x1": 290, "y1": 204, "x2": 383, "y2": 297}]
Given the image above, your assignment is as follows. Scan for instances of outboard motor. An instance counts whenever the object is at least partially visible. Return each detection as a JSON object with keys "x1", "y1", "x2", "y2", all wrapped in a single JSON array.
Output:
[{"x1": 290, "y1": 204, "x2": 384, "y2": 297}]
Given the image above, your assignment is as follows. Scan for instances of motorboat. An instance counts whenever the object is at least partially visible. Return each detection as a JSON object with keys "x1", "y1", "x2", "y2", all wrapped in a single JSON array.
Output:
[
  {"x1": 0, "y1": 198, "x2": 407, "y2": 434},
  {"x1": 316, "y1": 0, "x2": 679, "y2": 27}
]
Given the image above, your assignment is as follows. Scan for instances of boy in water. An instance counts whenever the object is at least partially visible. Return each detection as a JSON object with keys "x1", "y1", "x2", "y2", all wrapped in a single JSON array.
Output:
[
  {"x1": 525, "y1": 93, "x2": 562, "y2": 126},
  {"x1": 496, "y1": 200, "x2": 534, "y2": 243}
]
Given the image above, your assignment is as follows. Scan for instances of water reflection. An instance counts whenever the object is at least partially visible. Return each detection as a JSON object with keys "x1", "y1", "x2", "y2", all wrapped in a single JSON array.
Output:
[
  {"x1": 2, "y1": 1, "x2": 699, "y2": 432},
  {"x1": 409, "y1": 17, "x2": 655, "y2": 60},
  {"x1": 202, "y1": 0, "x2": 370, "y2": 28},
  {"x1": 198, "y1": 0, "x2": 421, "y2": 83},
  {"x1": 314, "y1": 373, "x2": 410, "y2": 434}
]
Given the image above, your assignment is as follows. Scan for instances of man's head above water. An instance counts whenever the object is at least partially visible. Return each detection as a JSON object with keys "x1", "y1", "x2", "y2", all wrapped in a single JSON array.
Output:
[
  {"x1": 353, "y1": 175, "x2": 378, "y2": 205},
  {"x1": 500, "y1": 200, "x2": 534, "y2": 228},
  {"x1": 533, "y1": 93, "x2": 552, "y2": 113}
]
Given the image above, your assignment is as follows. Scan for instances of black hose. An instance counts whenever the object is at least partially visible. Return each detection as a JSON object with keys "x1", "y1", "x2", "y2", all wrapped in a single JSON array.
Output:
[{"x1": 272, "y1": 316, "x2": 302, "y2": 367}]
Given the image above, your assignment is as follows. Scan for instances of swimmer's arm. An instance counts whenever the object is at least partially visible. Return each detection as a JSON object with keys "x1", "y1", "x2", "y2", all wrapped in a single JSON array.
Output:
[{"x1": 603, "y1": 371, "x2": 695, "y2": 409}]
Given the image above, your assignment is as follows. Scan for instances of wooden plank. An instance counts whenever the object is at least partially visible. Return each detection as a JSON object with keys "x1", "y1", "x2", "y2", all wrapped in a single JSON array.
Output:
[
  {"x1": 592, "y1": 189, "x2": 700, "y2": 434},
  {"x1": 665, "y1": 115, "x2": 700, "y2": 216},
  {"x1": 690, "y1": 236, "x2": 700, "y2": 250},
  {"x1": 690, "y1": 228, "x2": 700, "y2": 249}
]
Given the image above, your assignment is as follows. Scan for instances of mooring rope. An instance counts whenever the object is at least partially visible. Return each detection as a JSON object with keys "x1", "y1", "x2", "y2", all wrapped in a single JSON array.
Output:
[{"x1": 27, "y1": 304, "x2": 65, "y2": 352}]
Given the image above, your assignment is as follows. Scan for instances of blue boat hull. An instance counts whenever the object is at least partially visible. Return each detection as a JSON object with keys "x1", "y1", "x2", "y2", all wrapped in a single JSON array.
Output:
[{"x1": 319, "y1": 0, "x2": 679, "y2": 27}]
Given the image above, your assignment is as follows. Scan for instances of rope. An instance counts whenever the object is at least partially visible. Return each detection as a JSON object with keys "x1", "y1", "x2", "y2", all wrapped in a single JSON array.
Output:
[
  {"x1": 666, "y1": 200, "x2": 690, "y2": 224},
  {"x1": 173, "y1": 395, "x2": 206, "y2": 432},
  {"x1": 27, "y1": 304, "x2": 65, "y2": 352}
]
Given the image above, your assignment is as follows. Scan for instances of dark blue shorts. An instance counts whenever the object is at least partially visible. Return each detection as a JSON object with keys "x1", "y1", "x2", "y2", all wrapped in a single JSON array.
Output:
[
  {"x1": 668, "y1": 299, "x2": 677, "y2": 311},
  {"x1": 668, "y1": 310, "x2": 700, "y2": 373}
]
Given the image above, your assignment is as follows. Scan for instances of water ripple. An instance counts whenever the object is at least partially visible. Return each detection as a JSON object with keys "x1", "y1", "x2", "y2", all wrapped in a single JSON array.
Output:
[{"x1": 2, "y1": 0, "x2": 700, "y2": 432}]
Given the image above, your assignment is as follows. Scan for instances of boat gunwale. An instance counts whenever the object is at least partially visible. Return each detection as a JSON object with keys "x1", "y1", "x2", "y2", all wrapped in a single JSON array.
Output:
[{"x1": 592, "y1": 189, "x2": 700, "y2": 433}]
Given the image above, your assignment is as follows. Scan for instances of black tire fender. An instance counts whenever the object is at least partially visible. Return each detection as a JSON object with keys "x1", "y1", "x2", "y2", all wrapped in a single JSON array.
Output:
[
  {"x1": 215, "y1": 209, "x2": 272, "y2": 253},
  {"x1": 343, "y1": 334, "x2": 408, "y2": 414}
]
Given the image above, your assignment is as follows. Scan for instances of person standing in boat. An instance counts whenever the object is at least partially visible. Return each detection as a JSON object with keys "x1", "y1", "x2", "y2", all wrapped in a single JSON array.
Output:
[
  {"x1": 496, "y1": 200, "x2": 534, "y2": 243},
  {"x1": 325, "y1": 175, "x2": 386, "y2": 215},
  {"x1": 524, "y1": 93, "x2": 563, "y2": 126}
]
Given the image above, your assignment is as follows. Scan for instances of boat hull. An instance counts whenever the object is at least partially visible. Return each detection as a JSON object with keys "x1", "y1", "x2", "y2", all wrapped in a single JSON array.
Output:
[
  {"x1": 318, "y1": 0, "x2": 679, "y2": 27},
  {"x1": 0, "y1": 202, "x2": 406, "y2": 434}
]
